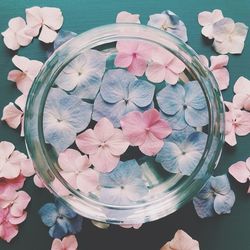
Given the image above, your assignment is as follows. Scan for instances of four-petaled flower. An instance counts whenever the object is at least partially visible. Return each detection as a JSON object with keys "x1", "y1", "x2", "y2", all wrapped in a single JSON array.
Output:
[
  {"x1": 161, "y1": 230, "x2": 200, "y2": 250},
  {"x1": 148, "y1": 10, "x2": 188, "y2": 42},
  {"x1": 212, "y1": 18, "x2": 248, "y2": 54},
  {"x1": 99, "y1": 160, "x2": 148, "y2": 205},
  {"x1": 51, "y1": 235, "x2": 78, "y2": 250},
  {"x1": 229, "y1": 157, "x2": 250, "y2": 193},
  {"x1": 146, "y1": 47, "x2": 185, "y2": 85},
  {"x1": 120, "y1": 109, "x2": 172, "y2": 156},
  {"x1": 93, "y1": 69, "x2": 155, "y2": 127},
  {"x1": 43, "y1": 88, "x2": 92, "y2": 153},
  {"x1": 156, "y1": 128, "x2": 207, "y2": 176},
  {"x1": 198, "y1": 9, "x2": 224, "y2": 39},
  {"x1": 199, "y1": 54, "x2": 229, "y2": 90},
  {"x1": 193, "y1": 175, "x2": 235, "y2": 218},
  {"x1": 224, "y1": 101, "x2": 250, "y2": 146},
  {"x1": 157, "y1": 82, "x2": 208, "y2": 130},
  {"x1": 114, "y1": 41, "x2": 153, "y2": 76},
  {"x1": 55, "y1": 49, "x2": 106, "y2": 100},
  {"x1": 39, "y1": 199, "x2": 83, "y2": 239},
  {"x1": 57, "y1": 149, "x2": 99, "y2": 193},
  {"x1": 233, "y1": 76, "x2": 250, "y2": 111},
  {"x1": 8, "y1": 55, "x2": 43, "y2": 95},
  {"x1": 1, "y1": 17, "x2": 33, "y2": 50},
  {"x1": 76, "y1": 118, "x2": 129, "y2": 173},
  {"x1": 25, "y1": 6, "x2": 64, "y2": 43}
]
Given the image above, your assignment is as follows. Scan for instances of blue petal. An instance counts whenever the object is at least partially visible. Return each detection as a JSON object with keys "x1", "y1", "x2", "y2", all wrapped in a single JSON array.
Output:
[
  {"x1": 100, "y1": 187, "x2": 131, "y2": 205},
  {"x1": 156, "y1": 142, "x2": 182, "y2": 173},
  {"x1": 160, "y1": 110, "x2": 187, "y2": 130},
  {"x1": 69, "y1": 215, "x2": 83, "y2": 234},
  {"x1": 186, "y1": 131, "x2": 208, "y2": 153},
  {"x1": 92, "y1": 94, "x2": 127, "y2": 127},
  {"x1": 100, "y1": 160, "x2": 143, "y2": 187},
  {"x1": 193, "y1": 195, "x2": 215, "y2": 218},
  {"x1": 39, "y1": 203, "x2": 58, "y2": 227},
  {"x1": 49, "y1": 220, "x2": 69, "y2": 238},
  {"x1": 43, "y1": 88, "x2": 92, "y2": 152},
  {"x1": 70, "y1": 50, "x2": 106, "y2": 99},
  {"x1": 210, "y1": 175, "x2": 232, "y2": 195},
  {"x1": 100, "y1": 69, "x2": 137, "y2": 103},
  {"x1": 92, "y1": 93, "x2": 151, "y2": 127},
  {"x1": 166, "y1": 126, "x2": 195, "y2": 144},
  {"x1": 56, "y1": 199, "x2": 76, "y2": 219},
  {"x1": 125, "y1": 178, "x2": 149, "y2": 201},
  {"x1": 156, "y1": 84, "x2": 185, "y2": 115},
  {"x1": 185, "y1": 106, "x2": 209, "y2": 127},
  {"x1": 184, "y1": 81, "x2": 207, "y2": 110},
  {"x1": 129, "y1": 79, "x2": 155, "y2": 107},
  {"x1": 214, "y1": 191, "x2": 235, "y2": 215}
]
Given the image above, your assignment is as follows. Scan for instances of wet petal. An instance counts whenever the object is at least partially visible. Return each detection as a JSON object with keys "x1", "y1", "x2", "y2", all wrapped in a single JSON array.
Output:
[
  {"x1": 76, "y1": 169, "x2": 99, "y2": 193},
  {"x1": 145, "y1": 63, "x2": 166, "y2": 83},
  {"x1": 156, "y1": 84, "x2": 185, "y2": 115},
  {"x1": 185, "y1": 106, "x2": 209, "y2": 127}
]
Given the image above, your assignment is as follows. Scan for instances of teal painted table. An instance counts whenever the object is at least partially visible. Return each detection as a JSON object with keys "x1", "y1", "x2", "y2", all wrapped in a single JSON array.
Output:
[{"x1": 0, "y1": 1, "x2": 250, "y2": 249}]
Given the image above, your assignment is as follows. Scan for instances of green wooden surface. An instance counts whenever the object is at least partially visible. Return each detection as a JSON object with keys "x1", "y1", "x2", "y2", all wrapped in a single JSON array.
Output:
[{"x1": 0, "y1": 0, "x2": 250, "y2": 249}]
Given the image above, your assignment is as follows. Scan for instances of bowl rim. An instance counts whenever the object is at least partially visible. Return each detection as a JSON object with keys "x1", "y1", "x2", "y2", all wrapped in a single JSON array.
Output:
[{"x1": 24, "y1": 23, "x2": 225, "y2": 224}]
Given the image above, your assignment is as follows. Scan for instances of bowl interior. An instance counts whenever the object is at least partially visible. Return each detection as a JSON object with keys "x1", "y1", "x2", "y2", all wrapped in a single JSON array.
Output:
[{"x1": 25, "y1": 24, "x2": 224, "y2": 224}]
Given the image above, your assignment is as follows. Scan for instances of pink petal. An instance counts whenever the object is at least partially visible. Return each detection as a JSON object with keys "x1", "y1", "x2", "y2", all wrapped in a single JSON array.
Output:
[
  {"x1": 8, "y1": 17, "x2": 26, "y2": 31},
  {"x1": 38, "y1": 25, "x2": 58, "y2": 43},
  {"x1": 15, "y1": 94, "x2": 27, "y2": 112},
  {"x1": 76, "y1": 129, "x2": 99, "y2": 154},
  {"x1": 0, "y1": 141, "x2": 15, "y2": 159},
  {"x1": 1, "y1": 29, "x2": 20, "y2": 50},
  {"x1": 233, "y1": 94, "x2": 246, "y2": 110},
  {"x1": 212, "y1": 68, "x2": 229, "y2": 90},
  {"x1": 225, "y1": 127, "x2": 237, "y2": 146},
  {"x1": 51, "y1": 238, "x2": 64, "y2": 250},
  {"x1": 8, "y1": 211, "x2": 27, "y2": 225},
  {"x1": 0, "y1": 175, "x2": 25, "y2": 194},
  {"x1": 234, "y1": 76, "x2": 250, "y2": 94},
  {"x1": 15, "y1": 77, "x2": 33, "y2": 95},
  {"x1": 25, "y1": 6, "x2": 42, "y2": 35},
  {"x1": 229, "y1": 161, "x2": 250, "y2": 183},
  {"x1": 149, "y1": 120, "x2": 172, "y2": 139},
  {"x1": 0, "y1": 221, "x2": 18, "y2": 243},
  {"x1": 41, "y1": 7, "x2": 63, "y2": 30},
  {"x1": 20, "y1": 159, "x2": 35, "y2": 177},
  {"x1": 128, "y1": 56, "x2": 147, "y2": 77},
  {"x1": 168, "y1": 230, "x2": 200, "y2": 250},
  {"x1": 168, "y1": 57, "x2": 186, "y2": 74},
  {"x1": 210, "y1": 55, "x2": 229, "y2": 70},
  {"x1": 76, "y1": 169, "x2": 99, "y2": 193},
  {"x1": 199, "y1": 55, "x2": 209, "y2": 68},
  {"x1": 116, "y1": 11, "x2": 140, "y2": 23},
  {"x1": 16, "y1": 28, "x2": 33, "y2": 47},
  {"x1": 198, "y1": 11, "x2": 214, "y2": 26},
  {"x1": 139, "y1": 132, "x2": 164, "y2": 156},
  {"x1": 145, "y1": 63, "x2": 166, "y2": 83},
  {"x1": 12, "y1": 55, "x2": 30, "y2": 71},
  {"x1": 58, "y1": 149, "x2": 83, "y2": 172},
  {"x1": 90, "y1": 148, "x2": 119, "y2": 173},
  {"x1": 1, "y1": 103, "x2": 22, "y2": 129},
  {"x1": 26, "y1": 59, "x2": 43, "y2": 80},
  {"x1": 61, "y1": 172, "x2": 77, "y2": 189},
  {"x1": 235, "y1": 110, "x2": 250, "y2": 136},
  {"x1": 94, "y1": 117, "x2": 115, "y2": 142},
  {"x1": 10, "y1": 191, "x2": 31, "y2": 217},
  {"x1": 106, "y1": 129, "x2": 129, "y2": 156},
  {"x1": 142, "y1": 108, "x2": 160, "y2": 126},
  {"x1": 33, "y1": 174, "x2": 45, "y2": 188},
  {"x1": 246, "y1": 157, "x2": 250, "y2": 171},
  {"x1": 114, "y1": 53, "x2": 133, "y2": 68},
  {"x1": 62, "y1": 235, "x2": 78, "y2": 250},
  {"x1": 116, "y1": 40, "x2": 139, "y2": 54},
  {"x1": 7, "y1": 70, "x2": 24, "y2": 82},
  {"x1": 120, "y1": 111, "x2": 146, "y2": 146},
  {"x1": 52, "y1": 178, "x2": 70, "y2": 196},
  {"x1": 164, "y1": 68, "x2": 179, "y2": 85}
]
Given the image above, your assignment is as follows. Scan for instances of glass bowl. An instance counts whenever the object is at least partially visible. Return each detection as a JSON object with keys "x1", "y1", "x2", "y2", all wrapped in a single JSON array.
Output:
[{"x1": 24, "y1": 23, "x2": 225, "y2": 225}]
